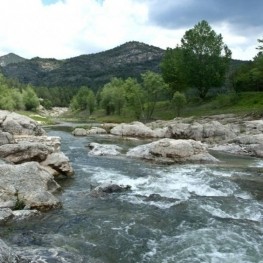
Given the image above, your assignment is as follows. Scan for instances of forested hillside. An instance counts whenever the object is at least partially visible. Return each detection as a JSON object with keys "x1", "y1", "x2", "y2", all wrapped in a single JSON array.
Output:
[{"x1": 0, "y1": 41, "x2": 164, "y2": 91}]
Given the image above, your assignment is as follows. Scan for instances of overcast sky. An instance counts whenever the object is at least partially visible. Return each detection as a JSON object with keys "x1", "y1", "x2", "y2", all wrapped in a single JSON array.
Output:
[{"x1": 0, "y1": 0, "x2": 262, "y2": 60}]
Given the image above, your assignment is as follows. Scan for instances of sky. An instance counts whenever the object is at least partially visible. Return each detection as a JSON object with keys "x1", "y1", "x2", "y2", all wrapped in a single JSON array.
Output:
[{"x1": 0, "y1": 0, "x2": 262, "y2": 60}]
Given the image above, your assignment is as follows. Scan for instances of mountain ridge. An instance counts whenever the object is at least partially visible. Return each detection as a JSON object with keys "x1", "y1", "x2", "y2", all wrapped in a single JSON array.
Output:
[{"x1": 0, "y1": 41, "x2": 165, "y2": 90}]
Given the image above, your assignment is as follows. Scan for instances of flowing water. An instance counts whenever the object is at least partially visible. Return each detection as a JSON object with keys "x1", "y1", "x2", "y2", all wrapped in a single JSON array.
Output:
[{"x1": 1, "y1": 127, "x2": 263, "y2": 263}]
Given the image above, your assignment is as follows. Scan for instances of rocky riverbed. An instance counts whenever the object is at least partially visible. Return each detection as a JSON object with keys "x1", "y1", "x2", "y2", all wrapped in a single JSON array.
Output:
[
  {"x1": 0, "y1": 110, "x2": 74, "y2": 261},
  {"x1": 0, "y1": 110, "x2": 262, "y2": 262}
]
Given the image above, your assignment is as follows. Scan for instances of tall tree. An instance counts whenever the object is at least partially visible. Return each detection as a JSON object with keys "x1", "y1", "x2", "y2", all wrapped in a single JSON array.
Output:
[
  {"x1": 181, "y1": 20, "x2": 232, "y2": 99},
  {"x1": 140, "y1": 71, "x2": 168, "y2": 121},
  {"x1": 257, "y1": 37, "x2": 263, "y2": 53},
  {"x1": 160, "y1": 46, "x2": 186, "y2": 97}
]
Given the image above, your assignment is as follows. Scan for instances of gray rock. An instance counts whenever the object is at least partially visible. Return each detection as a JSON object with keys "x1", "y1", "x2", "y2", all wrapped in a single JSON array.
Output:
[
  {"x1": 0, "y1": 142, "x2": 53, "y2": 164},
  {"x1": 87, "y1": 127, "x2": 107, "y2": 135},
  {"x1": 88, "y1": 142, "x2": 122, "y2": 156},
  {"x1": 0, "y1": 110, "x2": 45, "y2": 136},
  {"x1": 0, "y1": 162, "x2": 61, "y2": 211},
  {"x1": 41, "y1": 152, "x2": 74, "y2": 176},
  {"x1": 0, "y1": 131, "x2": 14, "y2": 146},
  {"x1": 0, "y1": 208, "x2": 14, "y2": 225},
  {"x1": 127, "y1": 138, "x2": 218, "y2": 164},
  {"x1": 0, "y1": 238, "x2": 30, "y2": 263},
  {"x1": 72, "y1": 128, "x2": 87, "y2": 136},
  {"x1": 110, "y1": 121, "x2": 155, "y2": 138},
  {"x1": 90, "y1": 183, "x2": 131, "y2": 197}
]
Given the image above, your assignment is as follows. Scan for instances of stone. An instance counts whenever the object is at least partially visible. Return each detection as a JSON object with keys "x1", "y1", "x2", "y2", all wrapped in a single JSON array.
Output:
[
  {"x1": 90, "y1": 183, "x2": 131, "y2": 197},
  {"x1": 127, "y1": 138, "x2": 218, "y2": 164},
  {"x1": 72, "y1": 128, "x2": 87, "y2": 136},
  {"x1": 0, "y1": 208, "x2": 14, "y2": 225},
  {"x1": 0, "y1": 162, "x2": 61, "y2": 211},
  {"x1": 110, "y1": 121, "x2": 155, "y2": 138},
  {"x1": 0, "y1": 238, "x2": 29, "y2": 263},
  {"x1": 0, "y1": 131, "x2": 14, "y2": 146},
  {"x1": 41, "y1": 152, "x2": 74, "y2": 176},
  {"x1": 88, "y1": 142, "x2": 122, "y2": 156},
  {"x1": 0, "y1": 142, "x2": 53, "y2": 164},
  {"x1": 0, "y1": 110, "x2": 46, "y2": 136},
  {"x1": 86, "y1": 127, "x2": 107, "y2": 135}
]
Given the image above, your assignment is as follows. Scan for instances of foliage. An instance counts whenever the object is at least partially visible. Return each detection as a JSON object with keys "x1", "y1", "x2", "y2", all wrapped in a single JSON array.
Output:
[
  {"x1": 22, "y1": 86, "x2": 40, "y2": 111},
  {"x1": 172, "y1": 91, "x2": 187, "y2": 116},
  {"x1": 100, "y1": 78, "x2": 126, "y2": 115},
  {"x1": 2, "y1": 41, "x2": 164, "y2": 92},
  {"x1": 0, "y1": 74, "x2": 25, "y2": 111},
  {"x1": 140, "y1": 71, "x2": 168, "y2": 121},
  {"x1": 70, "y1": 86, "x2": 96, "y2": 114},
  {"x1": 171, "y1": 20, "x2": 232, "y2": 99},
  {"x1": 160, "y1": 47, "x2": 187, "y2": 96}
]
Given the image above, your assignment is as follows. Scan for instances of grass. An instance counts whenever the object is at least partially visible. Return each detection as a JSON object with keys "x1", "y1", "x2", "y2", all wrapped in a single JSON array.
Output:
[
  {"x1": 16, "y1": 92, "x2": 263, "y2": 124},
  {"x1": 17, "y1": 111, "x2": 55, "y2": 125}
]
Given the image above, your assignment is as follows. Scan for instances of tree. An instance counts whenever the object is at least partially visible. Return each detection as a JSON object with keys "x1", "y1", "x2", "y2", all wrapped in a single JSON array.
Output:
[
  {"x1": 140, "y1": 71, "x2": 168, "y2": 121},
  {"x1": 22, "y1": 85, "x2": 40, "y2": 111},
  {"x1": 257, "y1": 37, "x2": 263, "y2": 53},
  {"x1": 160, "y1": 46, "x2": 187, "y2": 97},
  {"x1": 123, "y1": 77, "x2": 144, "y2": 119},
  {"x1": 172, "y1": 91, "x2": 187, "y2": 116},
  {"x1": 100, "y1": 78, "x2": 126, "y2": 115},
  {"x1": 70, "y1": 86, "x2": 96, "y2": 114},
  {"x1": 181, "y1": 20, "x2": 232, "y2": 99}
]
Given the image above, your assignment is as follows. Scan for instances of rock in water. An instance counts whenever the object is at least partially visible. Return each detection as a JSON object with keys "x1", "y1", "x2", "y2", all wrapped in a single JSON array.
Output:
[
  {"x1": 90, "y1": 183, "x2": 131, "y2": 197},
  {"x1": 0, "y1": 162, "x2": 61, "y2": 211},
  {"x1": 127, "y1": 138, "x2": 219, "y2": 164}
]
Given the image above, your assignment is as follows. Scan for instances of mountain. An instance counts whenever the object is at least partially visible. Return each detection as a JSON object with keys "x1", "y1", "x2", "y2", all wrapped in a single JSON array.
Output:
[
  {"x1": 0, "y1": 53, "x2": 26, "y2": 67},
  {"x1": 0, "y1": 41, "x2": 165, "y2": 90}
]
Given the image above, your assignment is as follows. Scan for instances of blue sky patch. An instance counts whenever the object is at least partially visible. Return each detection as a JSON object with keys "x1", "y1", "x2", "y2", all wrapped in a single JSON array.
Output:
[{"x1": 42, "y1": 0, "x2": 61, "y2": 6}]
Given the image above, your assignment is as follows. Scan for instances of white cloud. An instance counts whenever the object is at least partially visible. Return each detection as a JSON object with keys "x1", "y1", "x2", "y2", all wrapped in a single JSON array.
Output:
[{"x1": 0, "y1": 0, "x2": 260, "y2": 60}]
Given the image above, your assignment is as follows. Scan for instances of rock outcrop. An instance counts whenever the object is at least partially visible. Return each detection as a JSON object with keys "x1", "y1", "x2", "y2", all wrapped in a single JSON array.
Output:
[
  {"x1": 0, "y1": 238, "x2": 29, "y2": 263},
  {"x1": 90, "y1": 183, "x2": 131, "y2": 197},
  {"x1": 87, "y1": 142, "x2": 122, "y2": 156},
  {"x1": 0, "y1": 110, "x2": 74, "y2": 215},
  {"x1": 110, "y1": 121, "x2": 155, "y2": 138},
  {"x1": 127, "y1": 138, "x2": 218, "y2": 164},
  {"x1": 0, "y1": 162, "x2": 61, "y2": 211},
  {"x1": 0, "y1": 110, "x2": 45, "y2": 136}
]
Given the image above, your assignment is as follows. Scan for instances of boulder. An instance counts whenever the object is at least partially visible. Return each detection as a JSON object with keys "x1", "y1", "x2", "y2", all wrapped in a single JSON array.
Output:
[
  {"x1": 0, "y1": 110, "x2": 45, "y2": 136},
  {"x1": 14, "y1": 135, "x2": 61, "y2": 152},
  {"x1": 41, "y1": 152, "x2": 74, "y2": 176},
  {"x1": 110, "y1": 121, "x2": 155, "y2": 138},
  {"x1": 0, "y1": 208, "x2": 14, "y2": 225},
  {"x1": 0, "y1": 162, "x2": 61, "y2": 211},
  {"x1": 0, "y1": 238, "x2": 29, "y2": 263},
  {"x1": 0, "y1": 131, "x2": 14, "y2": 146},
  {"x1": 72, "y1": 128, "x2": 87, "y2": 136},
  {"x1": 90, "y1": 183, "x2": 131, "y2": 197},
  {"x1": 88, "y1": 142, "x2": 122, "y2": 156},
  {"x1": 231, "y1": 134, "x2": 263, "y2": 145},
  {"x1": 86, "y1": 127, "x2": 107, "y2": 135},
  {"x1": 127, "y1": 138, "x2": 218, "y2": 164},
  {"x1": 0, "y1": 142, "x2": 53, "y2": 164}
]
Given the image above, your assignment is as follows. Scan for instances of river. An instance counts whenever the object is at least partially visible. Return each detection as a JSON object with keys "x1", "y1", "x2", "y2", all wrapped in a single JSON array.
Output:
[{"x1": 1, "y1": 127, "x2": 263, "y2": 263}]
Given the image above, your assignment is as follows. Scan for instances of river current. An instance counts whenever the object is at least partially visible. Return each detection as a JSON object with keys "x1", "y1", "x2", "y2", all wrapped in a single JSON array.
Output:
[{"x1": 1, "y1": 127, "x2": 263, "y2": 263}]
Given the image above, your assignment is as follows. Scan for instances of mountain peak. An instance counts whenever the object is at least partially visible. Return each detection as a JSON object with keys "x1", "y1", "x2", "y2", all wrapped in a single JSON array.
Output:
[{"x1": 0, "y1": 53, "x2": 26, "y2": 67}]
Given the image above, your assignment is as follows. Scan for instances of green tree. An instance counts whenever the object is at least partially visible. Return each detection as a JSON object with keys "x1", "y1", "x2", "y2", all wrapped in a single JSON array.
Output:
[
  {"x1": 123, "y1": 77, "x2": 144, "y2": 119},
  {"x1": 172, "y1": 91, "x2": 187, "y2": 116},
  {"x1": 181, "y1": 20, "x2": 232, "y2": 99},
  {"x1": 140, "y1": 71, "x2": 168, "y2": 121},
  {"x1": 160, "y1": 46, "x2": 187, "y2": 97},
  {"x1": 100, "y1": 78, "x2": 126, "y2": 115},
  {"x1": 257, "y1": 37, "x2": 263, "y2": 53},
  {"x1": 70, "y1": 86, "x2": 96, "y2": 114},
  {"x1": 22, "y1": 85, "x2": 40, "y2": 111}
]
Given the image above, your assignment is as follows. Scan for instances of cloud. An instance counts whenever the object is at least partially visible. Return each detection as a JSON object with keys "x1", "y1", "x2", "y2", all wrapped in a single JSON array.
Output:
[{"x1": 0, "y1": 0, "x2": 261, "y2": 60}]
